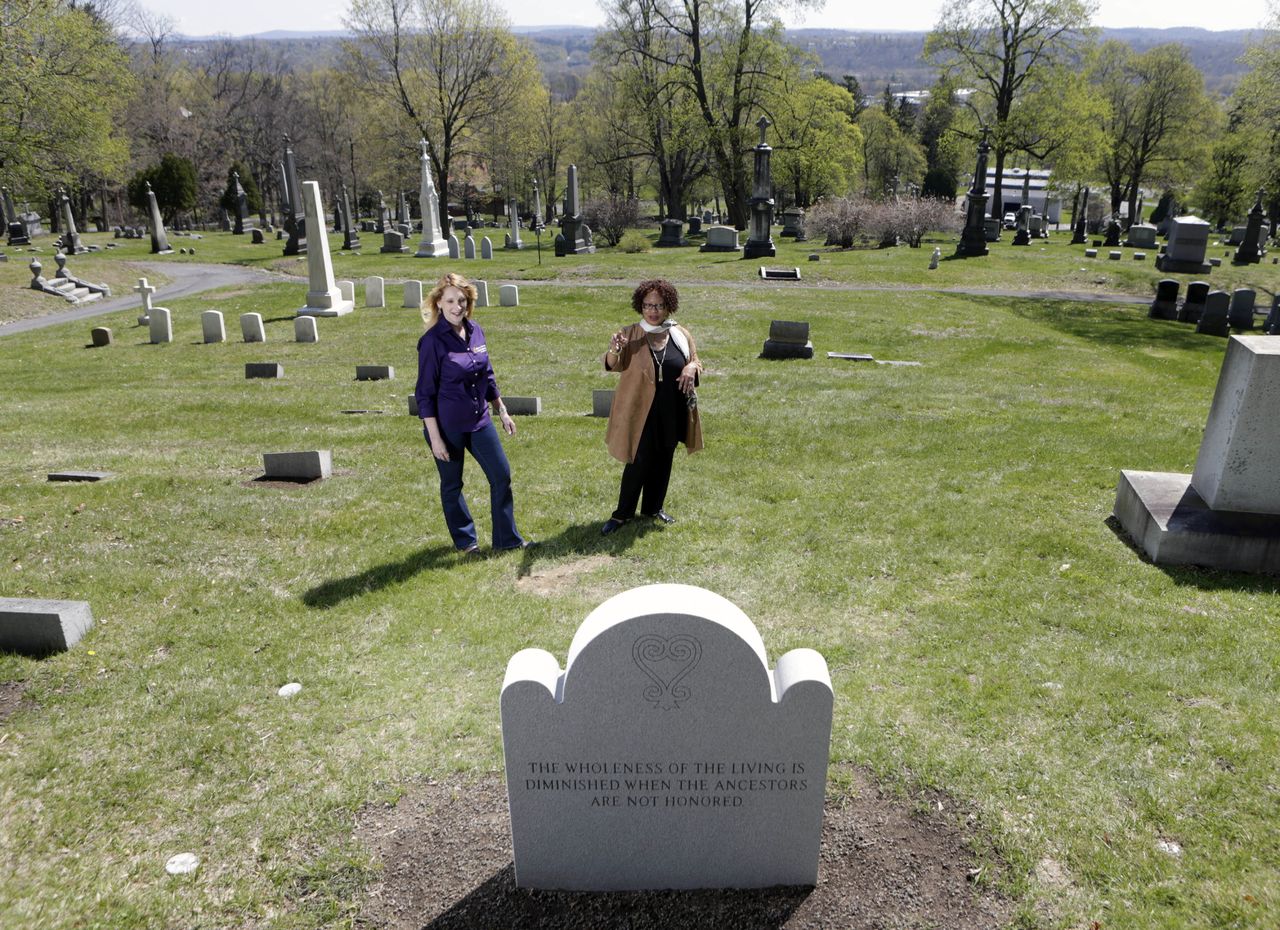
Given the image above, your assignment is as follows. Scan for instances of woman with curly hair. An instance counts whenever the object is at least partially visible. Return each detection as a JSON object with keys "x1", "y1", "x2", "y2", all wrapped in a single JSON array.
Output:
[
  {"x1": 599, "y1": 278, "x2": 703, "y2": 535},
  {"x1": 414, "y1": 272, "x2": 530, "y2": 553}
]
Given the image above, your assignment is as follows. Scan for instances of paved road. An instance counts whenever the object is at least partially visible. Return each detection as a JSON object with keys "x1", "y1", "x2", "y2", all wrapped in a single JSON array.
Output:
[{"x1": 0, "y1": 262, "x2": 293, "y2": 337}]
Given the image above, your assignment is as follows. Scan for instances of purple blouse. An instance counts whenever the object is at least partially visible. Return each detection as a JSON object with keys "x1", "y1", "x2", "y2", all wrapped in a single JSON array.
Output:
[{"x1": 414, "y1": 316, "x2": 501, "y2": 433}]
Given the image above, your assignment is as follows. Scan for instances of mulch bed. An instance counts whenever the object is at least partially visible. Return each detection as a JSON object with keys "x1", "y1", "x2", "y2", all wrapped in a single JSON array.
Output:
[{"x1": 353, "y1": 765, "x2": 1013, "y2": 929}]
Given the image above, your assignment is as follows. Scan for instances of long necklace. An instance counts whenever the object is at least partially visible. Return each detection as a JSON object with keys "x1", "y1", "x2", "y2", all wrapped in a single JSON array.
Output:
[{"x1": 648, "y1": 335, "x2": 668, "y2": 381}]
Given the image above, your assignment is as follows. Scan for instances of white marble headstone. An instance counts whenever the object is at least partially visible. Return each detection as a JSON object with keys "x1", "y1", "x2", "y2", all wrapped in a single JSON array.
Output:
[
  {"x1": 240, "y1": 312, "x2": 265, "y2": 343},
  {"x1": 499, "y1": 284, "x2": 519, "y2": 307},
  {"x1": 365, "y1": 276, "x2": 385, "y2": 308},
  {"x1": 201, "y1": 310, "x2": 225, "y2": 344},
  {"x1": 475, "y1": 280, "x2": 489, "y2": 308},
  {"x1": 501, "y1": 584, "x2": 833, "y2": 891},
  {"x1": 403, "y1": 280, "x2": 423, "y2": 309},
  {"x1": 149, "y1": 307, "x2": 172, "y2": 344}
]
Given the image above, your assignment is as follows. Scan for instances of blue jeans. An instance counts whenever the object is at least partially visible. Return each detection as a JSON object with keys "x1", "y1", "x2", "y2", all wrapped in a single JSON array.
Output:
[{"x1": 427, "y1": 421, "x2": 524, "y2": 550}]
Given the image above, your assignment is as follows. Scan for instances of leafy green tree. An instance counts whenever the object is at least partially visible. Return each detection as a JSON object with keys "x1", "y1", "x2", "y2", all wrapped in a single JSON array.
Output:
[
  {"x1": 128, "y1": 154, "x2": 198, "y2": 223},
  {"x1": 857, "y1": 109, "x2": 927, "y2": 199},
  {"x1": 926, "y1": 0, "x2": 1096, "y2": 218},
  {"x1": 1228, "y1": 10, "x2": 1280, "y2": 230},
  {"x1": 1197, "y1": 128, "x2": 1253, "y2": 228},
  {"x1": 0, "y1": 0, "x2": 133, "y2": 195},
  {"x1": 917, "y1": 75, "x2": 967, "y2": 200},
  {"x1": 1089, "y1": 41, "x2": 1212, "y2": 218},
  {"x1": 770, "y1": 72, "x2": 863, "y2": 206}
]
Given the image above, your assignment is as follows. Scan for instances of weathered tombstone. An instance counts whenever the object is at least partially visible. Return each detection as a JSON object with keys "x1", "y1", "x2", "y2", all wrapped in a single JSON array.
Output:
[
  {"x1": 407, "y1": 395, "x2": 421, "y2": 416},
  {"x1": 403, "y1": 280, "x2": 423, "y2": 309},
  {"x1": 481, "y1": 236, "x2": 494, "y2": 259},
  {"x1": 251, "y1": 228, "x2": 265, "y2": 244},
  {"x1": 381, "y1": 230, "x2": 408, "y2": 254},
  {"x1": 1157, "y1": 216, "x2": 1211, "y2": 274},
  {"x1": 499, "y1": 284, "x2": 519, "y2": 307},
  {"x1": 1114, "y1": 336, "x2": 1280, "y2": 573},
  {"x1": 246, "y1": 362, "x2": 283, "y2": 379},
  {"x1": 356, "y1": 365, "x2": 394, "y2": 381},
  {"x1": 475, "y1": 280, "x2": 490, "y2": 308},
  {"x1": 779, "y1": 208, "x2": 804, "y2": 238},
  {"x1": 699, "y1": 226, "x2": 741, "y2": 253},
  {"x1": 1103, "y1": 215, "x2": 1121, "y2": 247},
  {"x1": 1126, "y1": 223, "x2": 1157, "y2": 248},
  {"x1": 336, "y1": 280, "x2": 355, "y2": 303},
  {"x1": 281, "y1": 135, "x2": 307, "y2": 256},
  {"x1": 504, "y1": 196, "x2": 524, "y2": 251},
  {"x1": 1178, "y1": 281, "x2": 1210, "y2": 324},
  {"x1": 1149, "y1": 279, "x2": 1179, "y2": 320},
  {"x1": 1197, "y1": 291, "x2": 1230, "y2": 337},
  {"x1": 1233, "y1": 190, "x2": 1266, "y2": 265},
  {"x1": 90, "y1": 327, "x2": 112, "y2": 347},
  {"x1": 743, "y1": 117, "x2": 776, "y2": 259},
  {"x1": 341, "y1": 183, "x2": 361, "y2": 252},
  {"x1": 1028, "y1": 213, "x2": 1045, "y2": 239},
  {"x1": 241, "y1": 312, "x2": 266, "y2": 343},
  {"x1": 929, "y1": 246, "x2": 940, "y2": 270},
  {"x1": 145, "y1": 182, "x2": 173, "y2": 255},
  {"x1": 1012, "y1": 205, "x2": 1032, "y2": 246},
  {"x1": 983, "y1": 216, "x2": 1001, "y2": 242},
  {"x1": 262, "y1": 450, "x2": 330, "y2": 481},
  {"x1": 555, "y1": 165, "x2": 596, "y2": 256},
  {"x1": 447, "y1": 234, "x2": 460, "y2": 259},
  {"x1": 656, "y1": 219, "x2": 688, "y2": 248},
  {"x1": 57, "y1": 189, "x2": 87, "y2": 254},
  {"x1": 501, "y1": 583, "x2": 832, "y2": 890},
  {"x1": 760, "y1": 320, "x2": 814, "y2": 359},
  {"x1": 295, "y1": 316, "x2": 319, "y2": 343},
  {"x1": 592, "y1": 389, "x2": 614, "y2": 417},
  {"x1": 366, "y1": 276, "x2": 385, "y2": 308},
  {"x1": 201, "y1": 310, "x2": 226, "y2": 344},
  {"x1": 0, "y1": 598, "x2": 94, "y2": 656},
  {"x1": 503, "y1": 396, "x2": 541, "y2": 416},
  {"x1": 149, "y1": 307, "x2": 172, "y2": 344},
  {"x1": 464, "y1": 230, "x2": 476, "y2": 260},
  {"x1": 687, "y1": 216, "x2": 703, "y2": 236},
  {"x1": 298, "y1": 182, "x2": 354, "y2": 317},
  {"x1": 955, "y1": 130, "x2": 992, "y2": 257},
  {"x1": 1228, "y1": 288, "x2": 1257, "y2": 330}
]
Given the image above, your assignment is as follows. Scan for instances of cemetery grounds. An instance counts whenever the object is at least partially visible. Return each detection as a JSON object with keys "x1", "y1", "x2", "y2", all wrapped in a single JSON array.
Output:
[{"x1": 0, "y1": 226, "x2": 1278, "y2": 928}]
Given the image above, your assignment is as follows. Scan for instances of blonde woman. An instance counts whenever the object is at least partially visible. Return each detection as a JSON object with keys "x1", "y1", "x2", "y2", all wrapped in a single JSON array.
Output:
[{"x1": 414, "y1": 272, "x2": 530, "y2": 553}]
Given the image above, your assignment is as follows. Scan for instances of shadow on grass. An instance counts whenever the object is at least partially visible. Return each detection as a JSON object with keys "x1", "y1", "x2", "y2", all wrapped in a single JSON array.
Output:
[
  {"x1": 302, "y1": 544, "x2": 457, "y2": 609},
  {"x1": 513, "y1": 519, "x2": 660, "y2": 579},
  {"x1": 1002, "y1": 297, "x2": 1231, "y2": 353},
  {"x1": 422, "y1": 864, "x2": 809, "y2": 930},
  {"x1": 1104, "y1": 515, "x2": 1280, "y2": 592}
]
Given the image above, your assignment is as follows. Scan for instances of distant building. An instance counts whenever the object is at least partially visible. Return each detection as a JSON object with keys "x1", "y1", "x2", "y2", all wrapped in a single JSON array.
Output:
[{"x1": 981, "y1": 167, "x2": 1061, "y2": 223}]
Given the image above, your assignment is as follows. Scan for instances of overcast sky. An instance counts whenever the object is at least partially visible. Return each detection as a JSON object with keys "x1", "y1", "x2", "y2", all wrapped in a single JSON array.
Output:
[{"x1": 143, "y1": 0, "x2": 1270, "y2": 39}]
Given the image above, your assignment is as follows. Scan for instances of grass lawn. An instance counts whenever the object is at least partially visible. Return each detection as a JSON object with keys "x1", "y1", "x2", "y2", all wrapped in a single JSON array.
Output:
[{"x1": 1, "y1": 225, "x2": 1278, "y2": 929}]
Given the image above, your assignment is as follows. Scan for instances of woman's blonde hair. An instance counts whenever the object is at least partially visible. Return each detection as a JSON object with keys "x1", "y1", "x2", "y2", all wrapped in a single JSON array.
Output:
[{"x1": 423, "y1": 272, "x2": 478, "y2": 329}]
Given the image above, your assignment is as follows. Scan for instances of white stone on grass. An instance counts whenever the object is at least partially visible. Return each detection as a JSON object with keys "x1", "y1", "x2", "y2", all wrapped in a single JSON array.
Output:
[
  {"x1": 1156, "y1": 840, "x2": 1182, "y2": 857},
  {"x1": 297, "y1": 181, "x2": 353, "y2": 317},
  {"x1": 501, "y1": 583, "x2": 833, "y2": 891},
  {"x1": 165, "y1": 853, "x2": 199, "y2": 875},
  {"x1": 365, "y1": 276, "x2": 385, "y2": 308},
  {"x1": 294, "y1": 316, "x2": 318, "y2": 343},
  {"x1": 278, "y1": 682, "x2": 303, "y2": 698},
  {"x1": 337, "y1": 279, "x2": 355, "y2": 302},
  {"x1": 240, "y1": 313, "x2": 266, "y2": 343},
  {"x1": 499, "y1": 284, "x2": 519, "y2": 307},
  {"x1": 201, "y1": 310, "x2": 225, "y2": 344},
  {"x1": 475, "y1": 280, "x2": 489, "y2": 308},
  {"x1": 0, "y1": 597, "x2": 94, "y2": 656},
  {"x1": 403, "y1": 280, "x2": 423, "y2": 309},
  {"x1": 149, "y1": 307, "x2": 172, "y2": 344}
]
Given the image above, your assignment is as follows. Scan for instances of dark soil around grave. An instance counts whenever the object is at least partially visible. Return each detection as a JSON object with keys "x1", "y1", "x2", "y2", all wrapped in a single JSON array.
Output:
[
  {"x1": 0, "y1": 680, "x2": 29, "y2": 725},
  {"x1": 353, "y1": 765, "x2": 1014, "y2": 930}
]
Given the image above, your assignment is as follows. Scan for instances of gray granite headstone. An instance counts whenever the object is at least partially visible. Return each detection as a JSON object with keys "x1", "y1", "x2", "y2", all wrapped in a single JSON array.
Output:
[
  {"x1": 1228, "y1": 288, "x2": 1256, "y2": 330},
  {"x1": 475, "y1": 280, "x2": 490, "y2": 308},
  {"x1": 262, "y1": 450, "x2": 331, "y2": 481},
  {"x1": 1197, "y1": 291, "x2": 1230, "y2": 337},
  {"x1": 503, "y1": 396, "x2": 541, "y2": 416},
  {"x1": 1149, "y1": 279, "x2": 1179, "y2": 320},
  {"x1": 501, "y1": 583, "x2": 832, "y2": 890},
  {"x1": 0, "y1": 597, "x2": 94, "y2": 656},
  {"x1": 356, "y1": 365, "x2": 394, "y2": 380},
  {"x1": 1179, "y1": 282, "x2": 1210, "y2": 324},
  {"x1": 246, "y1": 362, "x2": 283, "y2": 379},
  {"x1": 592, "y1": 389, "x2": 614, "y2": 417}
]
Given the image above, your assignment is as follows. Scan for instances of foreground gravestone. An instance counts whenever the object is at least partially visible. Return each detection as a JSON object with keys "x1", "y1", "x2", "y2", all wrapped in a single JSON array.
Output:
[
  {"x1": 241, "y1": 313, "x2": 266, "y2": 343},
  {"x1": 149, "y1": 307, "x2": 173, "y2": 344},
  {"x1": 475, "y1": 280, "x2": 490, "y2": 308},
  {"x1": 90, "y1": 327, "x2": 113, "y2": 347},
  {"x1": 298, "y1": 181, "x2": 353, "y2": 317},
  {"x1": 262, "y1": 450, "x2": 331, "y2": 481},
  {"x1": 365, "y1": 276, "x2": 385, "y2": 308},
  {"x1": 1196, "y1": 291, "x2": 1230, "y2": 337},
  {"x1": 403, "y1": 281, "x2": 423, "y2": 309},
  {"x1": 0, "y1": 598, "x2": 94, "y2": 656},
  {"x1": 1149, "y1": 279, "x2": 1179, "y2": 320},
  {"x1": 1114, "y1": 336, "x2": 1280, "y2": 573},
  {"x1": 761, "y1": 320, "x2": 814, "y2": 359},
  {"x1": 356, "y1": 365, "x2": 394, "y2": 381},
  {"x1": 499, "y1": 285, "x2": 519, "y2": 307},
  {"x1": 1156, "y1": 216, "x2": 1211, "y2": 274},
  {"x1": 246, "y1": 363, "x2": 283, "y2": 379},
  {"x1": 502, "y1": 583, "x2": 832, "y2": 890},
  {"x1": 337, "y1": 280, "x2": 355, "y2": 303},
  {"x1": 294, "y1": 316, "x2": 318, "y2": 343},
  {"x1": 503, "y1": 396, "x2": 541, "y2": 415},
  {"x1": 201, "y1": 310, "x2": 226, "y2": 344},
  {"x1": 592, "y1": 389, "x2": 614, "y2": 417},
  {"x1": 447, "y1": 234, "x2": 460, "y2": 259}
]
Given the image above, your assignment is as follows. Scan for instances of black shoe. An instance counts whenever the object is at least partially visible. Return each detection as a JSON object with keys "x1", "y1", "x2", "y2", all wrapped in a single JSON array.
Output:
[
  {"x1": 601, "y1": 518, "x2": 628, "y2": 536},
  {"x1": 645, "y1": 510, "x2": 676, "y2": 525}
]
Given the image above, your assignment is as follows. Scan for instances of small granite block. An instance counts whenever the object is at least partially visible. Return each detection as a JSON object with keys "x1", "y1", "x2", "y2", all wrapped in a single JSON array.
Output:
[
  {"x1": 500, "y1": 284, "x2": 519, "y2": 307},
  {"x1": 262, "y1": 450, "x2": 331, "y2": 481},
  {"x1": 90, "y1": 327, "x2": 112, "y2": 347},
  {"x1": 48, "y1": 471, "x2": 113, "y2": 482},
  {"x1": 503, "y1": 396, "x2": 541, "y2": 416},
  {"x1": 1133, "y1": 252, "x2": 1146, "y2": 260},
  {"x1": 1209, "y1": 257, "x2": 1222, "y2": 267},
  {"x1": 201, "y1": 310, "x2": 226, "y2": 344},
  {"x1": 1085, "y1": 249, "x2": 1097, "y2": 258},
  {"x1": 761, "y1": 340, "x2": 815, "y2": 359},
  {"x1": 1108, "y1": 251, "x2": 1122, "y2": 260},
  {"x1": 808, "y1": 254, "x2": 819, "y2": 261},
  {"x1": 246, "y1": 363, "x2": 283, "y2": 379},
  {"x1": 592, "y1": 389, "x2": 614, "y2": 417},
  {"x1": 0, "y1": 597, "x2": 94, "y2": 656},
  {"x1": 407, "y1": 395, "x2": 420, "y2": 417},
  {"x1": 356, "y1": 365, "x2": 394, "y2": 381},
  {"x1": 294, "y1": 316, "x2": 318, "y2": 343}
]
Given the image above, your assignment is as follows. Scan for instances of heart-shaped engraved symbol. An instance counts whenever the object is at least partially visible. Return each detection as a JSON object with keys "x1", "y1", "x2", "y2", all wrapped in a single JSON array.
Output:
[{"x1": 632, "y1": 634, "x2": 702, "y2": 709}]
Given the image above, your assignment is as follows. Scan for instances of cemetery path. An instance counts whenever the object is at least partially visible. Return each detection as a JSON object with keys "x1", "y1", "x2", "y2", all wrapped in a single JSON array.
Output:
[{"x1": 0, "y1": 262, "x2": 291, "y2": 338}]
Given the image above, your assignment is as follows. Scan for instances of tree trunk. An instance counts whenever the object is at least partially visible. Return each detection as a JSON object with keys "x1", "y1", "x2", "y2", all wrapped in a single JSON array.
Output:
[{"x1": 989, "y1": 149, "x2": 1005, "y2": 219}]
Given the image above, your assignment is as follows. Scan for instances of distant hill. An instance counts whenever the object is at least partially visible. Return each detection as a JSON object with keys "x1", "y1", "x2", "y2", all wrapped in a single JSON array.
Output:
[{"x1": 165, "y1": 26, "x2": 1267, "y2": 98}]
